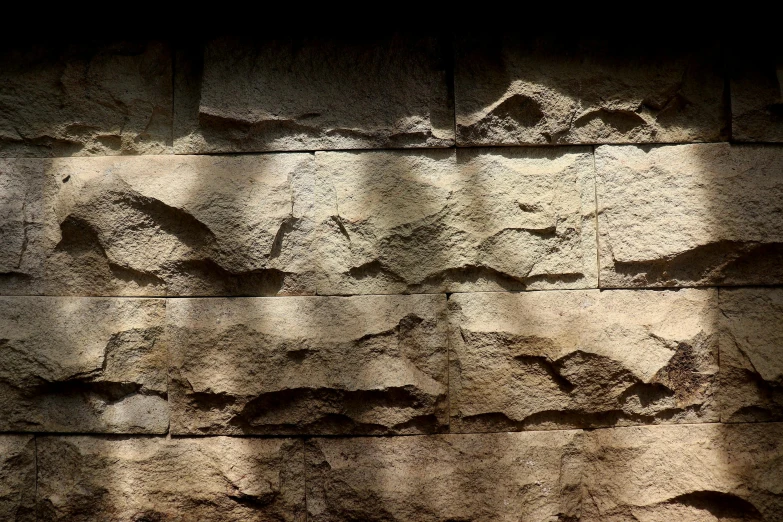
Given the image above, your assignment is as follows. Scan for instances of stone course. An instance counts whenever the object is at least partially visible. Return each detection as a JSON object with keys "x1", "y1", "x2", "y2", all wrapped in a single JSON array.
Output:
[{"x1": 1, "y1": 35, "x2": 783, "y2": 521}]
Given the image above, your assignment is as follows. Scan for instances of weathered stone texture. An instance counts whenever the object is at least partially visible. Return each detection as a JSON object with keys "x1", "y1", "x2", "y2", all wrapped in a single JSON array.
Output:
[
  {"x1": 0, "y1": 42, "x2": 172, "y2": 157},
  {"x1": 731, "y1": 51, "x2": 783, "y2": 142},
  {"x1": 37, "y1": 436, "x2": 305, "y2": 521},
  {"x1": 0, "y1": 159, "x2": 54, "y2": 295},
  {"x1": 597, "y1": 143, "x2": 783, "y2": 288},
  {"x1": 306, "y1": 431, "x2": 580, "y2": 521},
  {"x1": 167, "y1": 294, "x2": 448, "y2": 435},
  {"x1": 0, "y1": 297, "x2": 167, "y2": 433},
  {"x1": 0, "y1": 435, "x2": 35, "y2": 522},
  {"x1": 455, "y1": 37, "x2": 725, "y2": 146},
  {"x1": 577, "y1": 423, "x2": 783, "y2": 521},
  {"x1": 174, "y1": 36, "x2": 453, "y2": 153},
  {"x1": 44, "y1": 154, "x2": 316, "y2": 295},
  {"x1": 720, "y1": 288, "x2": 783, "y2": 423},
  {"x1": 315, "y1": 148, "x2": 597, "y2": 294},
  {"x1": 449, "y1": 289, "x2": 718, "y2": 432}
]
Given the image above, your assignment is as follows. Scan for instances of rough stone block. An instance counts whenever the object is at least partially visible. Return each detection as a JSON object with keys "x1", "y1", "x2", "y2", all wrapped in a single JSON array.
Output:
[
  {"x1": 455, "y1": 37, "x2": 725, "y2": 146},
  {"x1": 719, "y1": 288, "x2": 783, "y2": 423},
  {"x1": 0, "y1": 435, "x2": 35, "y2": 522},
  {"x1": 0, "y1": 159, "x2": 55, "y2": 295},
  {"x1": 37, "y1": 436, "x2": 305, "y2": 521},
  {"x1": 730, "y1": 50, "x2": 783, "y2": 142},
  {"x1": 578, "y1": 423, "x2": 783, "y2": 520},
  {"x1": 0, "y1": 297, "x2": 167, "y2": 433},
  {"x1": 174, "y1": 36, "x2": 453, "y2": 153},
  {"x1": 0, "y1": 42, "x2": 172, "y2": 157},
  {"x1": 167, "y1": 294, "x2": 448, "y2": 435},
  {"x1": 44, "y1": 154, "x2": 316, "y2": 296},
  {"x1": 449, "y1": 289, "x2": 718, "y2": 432},
  {"x1": 305, "y1": 431, "x2": 580, "y2": 521},
  {"x1": 315, "y1": 148, "x2": 597, "y2": 294},
  {"x1": 597, "y1": 143, "x2": 783, "y2": 288}
]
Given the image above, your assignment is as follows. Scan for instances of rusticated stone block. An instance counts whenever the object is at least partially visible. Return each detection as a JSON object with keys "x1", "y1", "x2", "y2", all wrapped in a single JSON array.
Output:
[
  {"x1": 314, "y1": 148, "x2": 597, "y2": 295},
  {"x1": 730, "y1": 50, "x2": 783, "y2": 142},
  {"x1": 455, "y1": 37, "x2": 725, "y2": 146},
  {"x1": 0, "y1": 42, "x2": 172, "y2": 157},
  {"x1": 719, "y1": 288, "x2": 783, "y2": 423},
  {"x1": 449, "y1": 289, "x2": 718, "y2": 432},
  {"x1": 44, "y1": 153, "x2": 316, "y2": 296},
  {"x1": 578, "y1": 423, "x2": 783, "y2": 520},
  {"x1": 174, "y1": 36, "x2": 453, "y2": 153},
  {"x1": 597, "y1": 143, "x2": 783, "y2": 288},
  {"x1": 0, "y1": 159, "x2": 56, "y2": 295},
  {"x1": 0, "y1": 297, "x2": 167, "y2": 433},
  {"x1": 167, "y1": 294, "x2": 448, "y2": 435},
  {"x1": 37, "y1": 436, "x2": 305, "y2": 521},
  {"x1": 0, "y1": 435, "x2": 35, "y2": 522},
  {"x1": 305, "y1": 431, "x2": 581, "y2": 521}
]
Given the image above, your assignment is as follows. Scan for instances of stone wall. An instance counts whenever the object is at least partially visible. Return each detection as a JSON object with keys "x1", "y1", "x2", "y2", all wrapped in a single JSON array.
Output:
[{"x1": 1, "y1": 36, "x2": 782, "y2": 521}]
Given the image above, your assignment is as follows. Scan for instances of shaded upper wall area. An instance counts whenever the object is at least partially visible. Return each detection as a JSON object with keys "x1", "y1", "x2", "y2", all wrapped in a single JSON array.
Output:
[{"x1": 1, "y1": 34, "x2": 780, "y2": 157}]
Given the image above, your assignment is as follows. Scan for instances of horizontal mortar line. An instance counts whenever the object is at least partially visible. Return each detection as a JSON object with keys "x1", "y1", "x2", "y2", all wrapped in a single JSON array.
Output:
[{"x1": 8, "y1": 420, "x2": 783, "y2": 440}]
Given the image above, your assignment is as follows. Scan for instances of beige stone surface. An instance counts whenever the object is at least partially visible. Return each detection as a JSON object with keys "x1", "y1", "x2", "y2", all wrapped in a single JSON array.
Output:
[
  {"x1": 0, "y1": 435, "x2": 35, "y2": 522},
  {"x1": 174, "y1": 36, "x2": 453, "y2": 153},
  {"x1": 315, "y1": 148, "x2": 597, "y2": 294},
  {"x1": 578, "y1": 423, "x2": 783, "y2": 521},
  {"x1": 0, "y1": 42, "x2": 172, "y2": 157},
  {"x1": 37, "y1": 436, "x2": 305, "y2": 521},
  {"x1": 44, "y1": 153, "x2": 316, "y2": 296},
  {"x1": 0, "y1": 297, "x2": 167, "y2": 433},
  {"x1": 0, "y1": 159, "x2": 56, "y2": 294},
  {"x1": 719, "y1": 288, "x2": 783, "y2": 423},
  {"x1": 455, "y1": 37, "x2": 725, "y2": 146},
  {"x1": 449, "y1": 289, "x2": 718, "y2": 432},
  {"x1": 167, "y1": 294, "x2": 448, "y2": 435},
  {"x1": 597, "y1": 143, "x2": 783, "y2": 288},
  {"x1": 306, "y1": 430, "x2": 581, "y2": 521},
  {"x1": 731, "y1": 53, "x2": 783, "y2": 142}
]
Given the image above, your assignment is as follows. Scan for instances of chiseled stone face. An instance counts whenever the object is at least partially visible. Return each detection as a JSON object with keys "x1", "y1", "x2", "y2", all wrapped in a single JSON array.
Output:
[
  {"x1": 449, "y1": 289, "x2": 718, "y2": 432},
  {"x1": 36, "y1": 436, "x2": 305, "y2": 522},
  {"x1": 719, "y1": 288, "x2": 783, "y2": 423},
  {"x1": 174, "y1": 36, "x2": 453, "y2": 153},
  {"x1": 0, "y1": 435, "x2": 35, "y2": 522},
  {"x1": 314, "y1": 148, "x2": 597, "y2": 295},
  {"x1": 578, "y1": 423, "x2": 783, "y2": 521},
  {"x1": 0, "y1": 297, "x2": 167, "y2": 433},
  {"x1": 597, "y1": 143, "x2": 783, "y2": 288},
  {"x1": 44, "y1": 154, "x2": 316, "y2": 296},
  {"x1": 167, "y1": 294, "x2": 448, "y2": 435},
  {"x1": 0, "y1": 159, "x2": 55, "y2": 295},
  {"x1": 455, "y1": 37, "x2": 725, "y2": 146},
  {"x1": 0, "y1": 42, "x2": 172, "y2": 157},
  {"x1": 306, "y1": 431, "x2": 581, "y2": 521},
  {"x1": 730, "y1": 52, "x2": 783, "y2": 142}
]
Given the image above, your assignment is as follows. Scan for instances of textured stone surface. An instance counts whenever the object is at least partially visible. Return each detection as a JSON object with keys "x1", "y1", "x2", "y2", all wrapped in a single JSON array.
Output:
[
  {"x1": 0, "y1": 159, "x2": 55, "y2": 294},
  {"x1": 0, "y1": 42, "x2": 172, "y2": 157},
  {"x1": 306, "y1": 431, "x2": 580, "y2": 521},
  {"x1": 720, "y1": 288, "x2": 783, "y2": 423},
  {"x1": 0, "y1": 297, "x2": 167, "y2": 433},
  {"x1": 597, "y1": 143, "x2": 783, "y2": 288},
  {"x1": 730, "y1": 51, "x2": 783, "y2": 142},
  {"x1": 37, "y1": 436, "x2": 305, "y2": 521},
  {"x1": 0, "y1": 435, "x2": 35, "y2": 522},
  {"x1": 167, "y1": 294, "x2": 448, "y2": 435},
  {"x1": 45, "y1": 154, "x2": 316, "y2": 295},
  {"x1": 315, "y1": 148, "x2": 597, "y2": 294},
  {"x1": 455, "y1": 37, "x2": 725, "y2": 146},
  {"x1": 449, "y1": 289, "x2": 718, "y2": 432},
  {"x1": 174, "y1": 36, "x2": 453, "y2": 153},
  {"x1": 577, "y1": 423, "x2": 783, "y2": 521}
]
